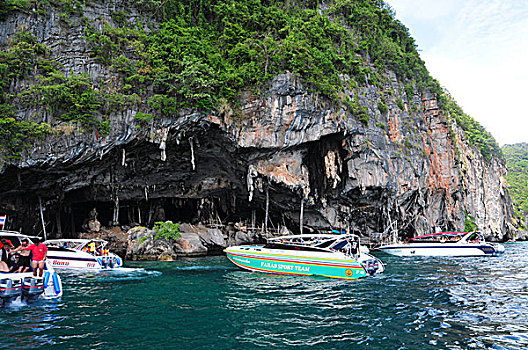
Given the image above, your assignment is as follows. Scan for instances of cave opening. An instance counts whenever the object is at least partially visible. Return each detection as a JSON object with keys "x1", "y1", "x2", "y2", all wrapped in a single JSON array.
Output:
[{"x1": 56, "y1": 195, "x2": 238, "y2": 237}]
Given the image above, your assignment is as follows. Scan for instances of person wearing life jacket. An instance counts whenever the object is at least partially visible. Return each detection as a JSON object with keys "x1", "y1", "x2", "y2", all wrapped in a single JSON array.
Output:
[{"x1": 88, "y1": 241, "x2": 96, "y2": 254}]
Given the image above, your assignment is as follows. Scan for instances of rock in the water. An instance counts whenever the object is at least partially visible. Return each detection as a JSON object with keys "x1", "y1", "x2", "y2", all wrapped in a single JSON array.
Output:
[
  {"x1": 125, "y1": 223, "x2": 230, "y2": 260},
  {"x1": 126, "y1": 226, "x2": 176, "y2": 261},
  {"x1": 200, "y1": 228, "x2": 226, "y2": 253},
  {"x1": 172, "y1": 231, "x2": 208, "y2": 256}
]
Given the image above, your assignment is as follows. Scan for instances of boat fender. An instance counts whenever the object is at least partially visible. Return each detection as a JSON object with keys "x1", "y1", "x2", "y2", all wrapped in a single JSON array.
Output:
[
  {"x1": 52, "y1": 273, "x2": 61, "y2": 295},
  {"x1": 97, "y1": 258, "x2": 103, "y2": 267},
  {"x1": 44, "y1": 271, "x2": 50, "y2": 288},
  {"x1": 115, "y1": 257, "x2": 121, "y2": 266}
]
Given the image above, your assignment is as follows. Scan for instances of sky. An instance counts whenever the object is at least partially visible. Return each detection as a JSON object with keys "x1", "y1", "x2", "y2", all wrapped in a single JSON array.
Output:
[{"x1": 384, "y1": 0, "x2": 528, "y2": 146}]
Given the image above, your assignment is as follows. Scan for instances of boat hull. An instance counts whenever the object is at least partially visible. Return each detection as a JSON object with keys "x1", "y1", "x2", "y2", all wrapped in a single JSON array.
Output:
[
  {"x1": 225, "y1": 246, "x2": 370, "y2": 279},
  {"x1": 378, "y1": 243, "x2": 502, "y2": 257},
  {"x1": 47, "y1": 251, "x2": 123, "y2": 270}
]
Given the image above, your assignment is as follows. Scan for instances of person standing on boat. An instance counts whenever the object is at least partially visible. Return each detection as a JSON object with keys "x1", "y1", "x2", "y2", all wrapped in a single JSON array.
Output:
[
  {"x1": 12, "y1": 237, "x2": 48, "y2": 277},
  {"x1": 28, "y1": 237, "x2": 47, "y2": 277}
]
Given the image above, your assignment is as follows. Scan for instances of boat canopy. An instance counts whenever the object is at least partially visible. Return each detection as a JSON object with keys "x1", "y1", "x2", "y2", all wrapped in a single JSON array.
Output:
[
  {"x1": 45, "y1": 239, "x2": 110, "y2": 252},
  {"x1": 409, "y1": 231, "x2": 484, "y2": 243},
  {"x1": 0, "y1": 230, "x2": 40, "y2": 246}
]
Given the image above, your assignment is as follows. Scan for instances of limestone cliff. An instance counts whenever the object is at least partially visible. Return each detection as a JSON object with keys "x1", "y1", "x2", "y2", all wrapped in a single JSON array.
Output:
[{"x1": 0, "y1": 1, "x2": 513, "y2": 242}]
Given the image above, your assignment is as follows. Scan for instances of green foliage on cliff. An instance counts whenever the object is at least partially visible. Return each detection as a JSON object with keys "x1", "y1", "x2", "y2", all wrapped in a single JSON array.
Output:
[
  {"x1": 327, "y1": 0, "x2": 432, "y2": 88},
  {"x1": 377, "y1": 101, "x2": 388, "y2": 114},
  {"x1": 0, "y1": 1, "x2": 29, "y2": 20},
  {"x1": 0, "y1": 106, "x2": 50, "y2": 159},
  {"x1": 0, "y1": 0, "x2": 84, "y2": 19},
  {"x1": 0, "y1": 0, "x2": 502, "y2": 165},
  {"x1": 0, "y1": 31, "x2": 51, "y2": 159},
  {"x1": 502, "y1": 143, "x2": 528, "y2": 227},
  {"x1": 0, "y1": 30, "x2": 112, "y2": 158},
  {"x1": 82, "y1": 0, "x2": 441, "y2": 114}
]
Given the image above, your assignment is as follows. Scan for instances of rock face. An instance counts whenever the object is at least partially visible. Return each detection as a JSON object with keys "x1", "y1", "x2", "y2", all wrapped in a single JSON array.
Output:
[
  {"x1": 0, "y1": 2, "x2": 514, "y2": 246},
  {"x1": 125, "y1": 223, "x2": 261, "y2": 260}
]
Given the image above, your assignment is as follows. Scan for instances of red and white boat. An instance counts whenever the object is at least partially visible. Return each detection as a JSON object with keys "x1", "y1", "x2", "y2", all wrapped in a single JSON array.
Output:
[{"x1": 377, "y1": 231, "x2": 505, "y2": 257}]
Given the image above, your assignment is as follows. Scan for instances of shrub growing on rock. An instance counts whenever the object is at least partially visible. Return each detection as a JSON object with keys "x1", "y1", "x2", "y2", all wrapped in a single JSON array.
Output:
[{"x1": 153, "y1": 221, "x2": 181, "y2": 240}]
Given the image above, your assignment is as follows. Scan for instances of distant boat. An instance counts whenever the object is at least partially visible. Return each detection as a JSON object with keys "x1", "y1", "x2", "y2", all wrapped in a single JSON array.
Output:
[
  {"x1": 224, "y1": 233, "x2": 385, "y2": 280},
  {"x1": 377, "y1": 231, "x2": 505, "y2": 257},
  {"x1": 0, "y1": 230, "x2": 63, "y2": 305},
  {"x1": 45, "y1": 239, "x2": 123, "y2": 270}
]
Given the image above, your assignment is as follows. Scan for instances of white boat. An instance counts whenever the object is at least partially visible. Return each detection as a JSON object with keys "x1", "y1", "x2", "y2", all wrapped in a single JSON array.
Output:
[
  {"x1": 225, "y1": 233, "x2": 385, "y2": 279},
  {"x1": 44, "y1": 239, "x2": 123, "y2": 270},
  {"x1": 377, "y1": 231, "x2": 505, "y2": 257},
  {"x1": 0, "y1": 231, "x2": 63, "y2": 305}
]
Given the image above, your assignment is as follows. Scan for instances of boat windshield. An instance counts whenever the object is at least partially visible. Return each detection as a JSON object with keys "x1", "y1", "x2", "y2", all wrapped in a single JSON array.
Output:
[
  {"x1": 462, "y1": 232, "x2": 483, "y2": 243},
  {"x1": 267, "y1": 234, "x2": 360, "y2": 257}
]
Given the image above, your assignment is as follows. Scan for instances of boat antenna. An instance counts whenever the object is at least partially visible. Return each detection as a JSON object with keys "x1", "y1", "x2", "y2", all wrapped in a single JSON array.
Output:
[{"x1": 299, "y1": 195, "x2": 304, "y2": 235}]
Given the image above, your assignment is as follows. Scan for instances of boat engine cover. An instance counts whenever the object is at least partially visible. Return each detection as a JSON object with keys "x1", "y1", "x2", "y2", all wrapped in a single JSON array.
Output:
[
  {"x1": 22, "y1": 277, "x2": 45, "y2": 297},
  {"x1": 0, "y1": 278, "x2": 22, "y2": 299}
]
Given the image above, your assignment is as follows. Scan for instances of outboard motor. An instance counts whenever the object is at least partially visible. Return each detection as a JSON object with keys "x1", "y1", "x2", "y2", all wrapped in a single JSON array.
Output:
[
  {"x1": 0, "y1": 278, "x2": 22, "y2": 305},
  {"x1": 99, "y1": 256, "x2": 112, "y2": 269},
  {"x1": 101, "y1": 256, "x2": 117, "y2": 269},
  {"x1": 362, "y1": 259, "x2": 380, "y2": 276},
  {"x1": 22, "y1": 277, "x2": 45, "y2": 302}
]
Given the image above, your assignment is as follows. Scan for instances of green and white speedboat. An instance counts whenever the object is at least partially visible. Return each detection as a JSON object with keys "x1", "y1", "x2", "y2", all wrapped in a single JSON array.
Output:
[{"x1": 224, "y1": 233, "x2": 384, "y2": 280}]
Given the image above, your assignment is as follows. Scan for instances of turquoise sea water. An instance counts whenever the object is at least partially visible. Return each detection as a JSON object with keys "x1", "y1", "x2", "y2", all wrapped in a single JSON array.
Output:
[{"x1": 1, "y1": 242, "x2": 527, "y2": 349}]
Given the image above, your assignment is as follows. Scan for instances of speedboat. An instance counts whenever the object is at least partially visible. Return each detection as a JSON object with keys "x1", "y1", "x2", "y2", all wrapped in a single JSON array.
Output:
[
  {"x1": 377, "y1": 231, "x2": 505, "y2": 257},
  {"x1": 224, "y1": 233, "x2": 385, "y2": 279},
  {"x1": 45, "y1": 239, "x2": 123, "y2": 270},
  {"x1": 0, "y1": 231, "x2": 63, "y2": 305}
]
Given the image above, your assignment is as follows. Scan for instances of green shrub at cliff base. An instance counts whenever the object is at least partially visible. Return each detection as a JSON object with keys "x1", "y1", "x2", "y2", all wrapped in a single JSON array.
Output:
[{"x1": 153, "y1": 221, "x2": 181, "y2": 240}]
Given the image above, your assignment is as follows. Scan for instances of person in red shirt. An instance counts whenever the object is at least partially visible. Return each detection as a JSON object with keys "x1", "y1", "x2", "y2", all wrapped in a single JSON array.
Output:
[{"x1": 13, "y1": 237, "x2": 48, "y2": 277}]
